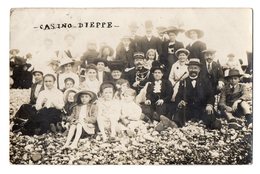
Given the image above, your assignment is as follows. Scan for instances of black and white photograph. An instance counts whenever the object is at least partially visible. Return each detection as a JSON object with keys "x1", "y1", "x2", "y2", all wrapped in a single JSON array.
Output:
[{"x1": 9, "y1": 8, "x2": 253, "y2": 165}]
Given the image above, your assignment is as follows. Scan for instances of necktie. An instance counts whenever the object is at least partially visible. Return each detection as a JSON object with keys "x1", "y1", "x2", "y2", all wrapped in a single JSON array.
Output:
[
  {"x1": 231, "y1": 86, "x2": 235, "y2": 93},
  {"x1": 208, "y1": 63, "x2": 212, "y2": 74}
]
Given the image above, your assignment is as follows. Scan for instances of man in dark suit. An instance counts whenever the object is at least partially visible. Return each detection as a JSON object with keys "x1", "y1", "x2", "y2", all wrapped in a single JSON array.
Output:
[
  {"x1": 173, "y1": 58, "x2": 221, "y2": 130},
  {"x1": 124, "y1": 52, "x2": 151, "y2": 93},
  {"x1": 93, "y1": 58, "x2": 112, "y2": 83},
  {"x1": 115, "y1": 36, "x2": 135, "y2": 68},
  {"x1": 185, "y1": 29, "x2": 207, "y2": 64},
  {"x1": 201, "y1": 49, "x2": 224, "y2": 95},
  {"x1": 12, "y1": 69, "x2": 45, "y2": 132},
  {"x1": 160, "y1": 26, "x2": 185, "y2": 77},
  {"x1": 138, "y1": 20, "x2": 162, "y2": 56}
]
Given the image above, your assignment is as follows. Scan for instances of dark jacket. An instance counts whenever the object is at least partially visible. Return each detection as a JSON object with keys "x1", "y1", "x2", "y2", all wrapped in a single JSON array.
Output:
[
  {"x1": 115, "y1": 47, "x2": 135, "y2": 68},
  {"x1": 201, "y1": 61, "x2": 224, "y2": 94},
  {"x1": 176, "y1": 74, "x2": 215, "y2": 109},
  {"x1": 29, "y1": 83, "x2": 44, "y2": 105},
  {"x1": 146, "y1": 79, "x2": 173, "y2": 104},
  {"x1": 186, "y1": 41, "x2": 207, "y2": 64},
  {"x1": 80, "y1": 50, "x2": 99, "y2": 65},
  {"x1": 160, "y1": 40, "x2": 184, "y2": 67},
  {"x1": 138, "y1": 36, "x2": 162, "y2": 56},
  {"x1": 219, "y1": 83, "x2": 251, "y2": 110}
]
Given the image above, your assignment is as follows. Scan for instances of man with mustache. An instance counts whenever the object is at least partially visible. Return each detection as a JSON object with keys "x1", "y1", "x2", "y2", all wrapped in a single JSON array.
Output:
[
  {"x1": 172, "y1": 58, "x2": 222, "y2": 130},
  {"x1": 124, "y1": 52, "x2": 151, "y2": 93}
]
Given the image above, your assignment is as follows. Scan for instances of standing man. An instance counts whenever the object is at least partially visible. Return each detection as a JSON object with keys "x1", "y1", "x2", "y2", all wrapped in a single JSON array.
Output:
[
  {"x1": 173, "y1": 58, "x2": 221, "y2": 130},
  {"x1": 139, "y1": 20, "x2": 162, "y2": 56},
  {"x1": 201, "y1": 49, "x2": 224, "y2": 95},
  {"x1": 124, "y1": 52, "x2": 151, "y2": 93},
  {"x1": 185, "y1": 29, "x2": 207, "y2": 64}
]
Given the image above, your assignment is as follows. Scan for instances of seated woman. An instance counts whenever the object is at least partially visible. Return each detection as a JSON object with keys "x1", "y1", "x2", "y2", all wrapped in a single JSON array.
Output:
[
  {"x1": 79, "y1": 64, "x2": 101, "y2": 94},
  {"x1": 109, "y1": 61, "x2": 126, "y2": 83},
  {"x1": 12, "y1": 69, "x2": 44, "y2": 132},
  {"x1": 58, "y1": 56, "x2": 79, "y2": 90},
  {"x1": 63, "y1": 90, "x2": 98, "y2": 149},
  {"x1": 22, "y1": 74, "x2": 64, "y2": 135}
]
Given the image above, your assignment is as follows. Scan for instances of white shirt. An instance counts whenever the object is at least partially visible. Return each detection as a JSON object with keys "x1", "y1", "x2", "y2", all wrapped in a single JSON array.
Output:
[
  {"x1": 121, "y1": 101, "x2": 142, "y2": 121},
  {"x1": 97, "y1": 71, "x2": 104, "y2": 83},
  {"x1": 58, "y1": 71, "x2": 79, "y2": 89},
  {"x1": 81, "y1": 78, "x2": 101, "y2": 94},
  {"x1": 36, "y1": 87, "x2": 64, "y2": 110},
  {"x1": 79, "y1": 105, "x2": 87, "y2": 123}
]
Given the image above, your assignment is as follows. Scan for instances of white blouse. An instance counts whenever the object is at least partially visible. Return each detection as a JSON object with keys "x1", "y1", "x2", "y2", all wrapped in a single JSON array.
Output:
[
  {"x1": 36, "y1": 87, "x2": 64, "y2": 110},
  {"x1": 169, "y1": 61, "x2": 189, "y2": 86}
]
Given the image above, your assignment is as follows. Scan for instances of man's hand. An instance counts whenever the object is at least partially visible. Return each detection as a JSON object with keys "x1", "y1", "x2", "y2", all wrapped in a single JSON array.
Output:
[
  {"x1": 145, "y1": 100, "x2": 151, "y2": 105},
  {"x1": 225, "y1": 106, "x2": 233, "y2": 113},
  {"x1": 232, "y1": 100, "x2": 241, "y2": 111},
  {"x1": 133, "y1": 81, "x2": 140, "y2": 87},
  {"x1": 156, "y1": 99, "x2": 164, "y2": 106},
  {"x1": 206, "y1": 104, "x2": 214, "y2": 115},
  {"x1": 178, "y1": 100, "x2": 186, "y2": 109}
]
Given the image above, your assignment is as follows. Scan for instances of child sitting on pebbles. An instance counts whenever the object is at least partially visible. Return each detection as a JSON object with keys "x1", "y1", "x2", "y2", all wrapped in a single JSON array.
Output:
[
  {"x1": 119, "y1": 88, "x2": 146, "y2": 136},
  {"x1": 62, "y1": 90, "x2": 98, "y2": 149},
  {"x1": 97, "y1": 82, "x2": 121, "y2": 142}
]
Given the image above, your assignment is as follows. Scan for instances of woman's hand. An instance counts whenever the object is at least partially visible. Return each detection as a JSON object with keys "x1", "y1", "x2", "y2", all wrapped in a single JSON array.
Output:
[
  {"x1": 156, "y1": 99, "x2": 164, "y2": 106},
  {"x1": 145, "y1": 100, "x2": 151, "y2": 105}
]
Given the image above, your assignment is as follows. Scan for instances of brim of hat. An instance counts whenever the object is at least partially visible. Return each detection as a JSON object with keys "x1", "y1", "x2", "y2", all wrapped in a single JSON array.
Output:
[
  {"x1": 175, "y1": 50, "x2": 190, "y2": 57},
  {"x1": 9, "y1": 49, "x2": 20, "y2": 54},
  {"x1": 225, "y1": 74, "x2": 243, "y2": 78},
  {"x1": 202, "y1": 50, "x2": 216, "y2": 54},
  {"x1": 185, "y1": 62, "x2": 202, "y2": 66},
  {"x1": 32, "y1": 71, "x2": 44, "y2": 75},
  {"x1": 93, "y1": 59, "x2": 108, "y2": 66},
  {"x1": 74, "y1": 91, "x2": 97, "y2": 103},
  {"x1": 165, "y1": 29, "x2": 185, "y2": 34},
  {"x1": 185, "y1": 29, "x2": 204, "y2": 39}
]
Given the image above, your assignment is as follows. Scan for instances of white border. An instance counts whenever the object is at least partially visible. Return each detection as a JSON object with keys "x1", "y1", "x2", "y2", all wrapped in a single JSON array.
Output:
[{"x1": 1, "y1": 0, "x2": 258, "y2": 173}]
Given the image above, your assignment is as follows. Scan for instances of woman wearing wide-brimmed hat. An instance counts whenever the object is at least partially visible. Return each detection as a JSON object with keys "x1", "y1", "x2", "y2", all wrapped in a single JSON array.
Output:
[
  {"x1": 161, "y1": 26, "x2": 185, "y2": 78},
  {"x1": 185, "y1": 28, "x2": 207, "y2": 64},
  {"x1": 57, "y1": 56, "x2": 80, "y2": 90},
  {"x1": 63, "y1": 90, "x2": 98, "y2": 149},
  {"x1": 98, "y1": 44, "x2": 115, "y2": 61}
]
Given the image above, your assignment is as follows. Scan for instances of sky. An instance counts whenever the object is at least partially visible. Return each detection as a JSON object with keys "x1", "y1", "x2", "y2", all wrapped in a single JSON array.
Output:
[{"x1": 10, "y1": 8, "x2": 252, "y2": 66}]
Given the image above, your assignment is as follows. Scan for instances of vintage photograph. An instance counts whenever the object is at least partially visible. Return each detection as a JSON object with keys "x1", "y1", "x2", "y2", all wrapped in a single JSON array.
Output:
[{"x1": 9, "y1": 8, "x2": 253, "y2": 165}]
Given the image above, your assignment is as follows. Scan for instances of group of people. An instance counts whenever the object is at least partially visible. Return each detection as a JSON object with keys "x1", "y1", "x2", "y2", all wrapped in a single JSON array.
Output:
[{"x1": 11, "y1": 20, "x2": 252, "y2": 149}]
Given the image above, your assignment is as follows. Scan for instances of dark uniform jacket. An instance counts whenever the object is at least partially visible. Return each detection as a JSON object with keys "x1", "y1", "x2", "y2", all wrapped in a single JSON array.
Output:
[
  {"x1": 29, "y1": 83, "x2": 44, "y2": 105},
  {"x1": 115, "y1": 47, "x2": 135, "y2": 68}
]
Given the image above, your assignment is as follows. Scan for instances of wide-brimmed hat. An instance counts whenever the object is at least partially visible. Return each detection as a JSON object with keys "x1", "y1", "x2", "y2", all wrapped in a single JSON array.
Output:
[
  {"x1": 185, "y1": 29, "x2": 204, "y2": 39},
  {"x1": 93, "y1": 58, "x2": 108, "y2": 66},
  {"x1": 58, "y1": 57, "x2": 74, "y2": 68},
  {"x1": 175, "y1": 48, "x2": 190, "y2": 57},
  {"x1": 225, "y1": 69, "x2": 242, "y2": 79},
  {"x1": 156, "y1": 26, "x2": 167, "y2": 34},
  {"x1": 202, "y1": 49, "x2": 216, "y2": 54},
  {"x1": 185, "y1": 58, "x2": 202, "y2": 67},
  {"x1": 133, "y1": 52, "x2": 146, "y2": 60},
  {"x1": 150, "y1": 61, "x2": 166, "y2": 73},
  {"x1": 109, "y1": 61, "x2": 125, "y2": 72},
  {"x1": 227, "y1": 53, "x2": 235, "y2": 57},
  {"x1": 9, "y1": 49, "x2": 20, "y2": 55},
  {"x1": 100, "y1": 45, "x2": 114, "y2": 57},
  {"x1": 32, "y1": 67, "x2": 44, "y2": 76},
  {"x1": 99, "y1": 81, "x2": 116, "y2": 93},
  {"x1": 164, "y1": 26, "x2": 185, "y2": 35},
  {"x1": 63, "y1": 88, "x2": 79, "y2": 102},
  {"x1": 74, "y1": 90, "x2": 97, "y2": 104},
  {"x1": 121, "y1": 35, "x2": 132, "y2": 41},
  {"x1": 85, "y1": 64, "x2": 98, "y2": 73}
]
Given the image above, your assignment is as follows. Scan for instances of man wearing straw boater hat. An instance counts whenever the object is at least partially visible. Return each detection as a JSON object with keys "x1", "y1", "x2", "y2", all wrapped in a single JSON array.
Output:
[
  {"x1": 156, "y1": 26, "x2": 167, "y2": 42},
  {"x1": 185, "y1": 28, "x2": 207, "y2": 64},
  {"x1": 172, "y1": 58, "x2": 222, "y2": 130},
  {"x1": 161, "y1": 26, "x2": 185, "y2": 77}
]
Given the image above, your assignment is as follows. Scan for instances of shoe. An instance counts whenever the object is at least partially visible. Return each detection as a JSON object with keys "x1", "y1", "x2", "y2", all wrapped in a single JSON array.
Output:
[
  {"x1": 155, "y1": 122, "x2": 167, "y2": 133},
  {"x1": 228, "y1": 122, "x2": 242, "y2": 130},
  {"x1": 160, "y1": 115, "x2": 178, "y2": 128},
  {"x1": 153, "y1": 112, "x2": 161, "y2": 122},
  {"x1": 211, "y1": 120, "x2": 222, "y2": 130}
]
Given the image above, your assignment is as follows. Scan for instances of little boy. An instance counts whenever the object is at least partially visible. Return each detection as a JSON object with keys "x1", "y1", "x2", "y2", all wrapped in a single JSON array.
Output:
[{"x1": 219, "y1": 69, "x2": 252, "y2": 129}]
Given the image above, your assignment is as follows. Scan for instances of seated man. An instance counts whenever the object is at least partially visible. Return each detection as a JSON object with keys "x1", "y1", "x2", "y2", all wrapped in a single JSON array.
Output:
[
  {"x1": 219, "y1": 69, "x2": 252, "y2": 129},
  {"x1": 12, "y1": 69, "x2": 44, "y2": 131},
  {"x1": 173, "y1": 58, "x2": 221, "y2": 130}
]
